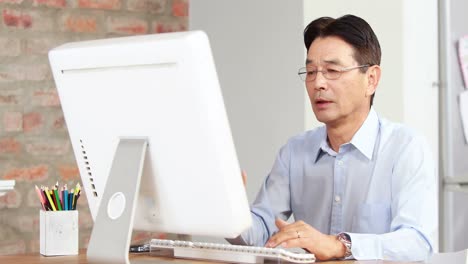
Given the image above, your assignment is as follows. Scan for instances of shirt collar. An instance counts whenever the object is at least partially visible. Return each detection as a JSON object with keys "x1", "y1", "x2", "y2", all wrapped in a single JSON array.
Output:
[
  {"x1": 313, "y1": 108, "x2": 380, "y2": 162},
  {"x1": 350, "y1": 108, "x2": 380, "y2": 160},
  {"x1": 312, "y1": 127, "x2": 329, "y2": 162}
]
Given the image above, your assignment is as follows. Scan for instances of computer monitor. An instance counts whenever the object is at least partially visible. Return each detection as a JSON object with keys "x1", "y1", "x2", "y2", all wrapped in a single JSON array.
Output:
[{"x1": 48, "y1": 31, "x2": 251, "y2": 263}]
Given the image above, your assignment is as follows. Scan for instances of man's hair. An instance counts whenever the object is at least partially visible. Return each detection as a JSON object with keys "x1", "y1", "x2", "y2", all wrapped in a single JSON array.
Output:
[{"x1": 303, "y1": 14, "x2": 381, "y2": 106}]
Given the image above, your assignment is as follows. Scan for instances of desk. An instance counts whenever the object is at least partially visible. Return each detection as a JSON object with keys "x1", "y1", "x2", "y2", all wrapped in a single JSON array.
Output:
[{"x1": 0, "y1": 251, "x2": 420, "y2": 264}]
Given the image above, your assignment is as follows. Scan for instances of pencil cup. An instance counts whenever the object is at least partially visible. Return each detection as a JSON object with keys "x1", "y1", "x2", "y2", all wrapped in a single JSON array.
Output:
[{"x1": 40, "y1": 210, "x2": 79, "y2": 256}]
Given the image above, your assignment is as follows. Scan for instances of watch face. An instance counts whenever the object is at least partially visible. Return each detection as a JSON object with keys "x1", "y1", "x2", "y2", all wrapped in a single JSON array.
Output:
[{"x1": 339, "y1": 233, "x2": 351, "y2": 243}]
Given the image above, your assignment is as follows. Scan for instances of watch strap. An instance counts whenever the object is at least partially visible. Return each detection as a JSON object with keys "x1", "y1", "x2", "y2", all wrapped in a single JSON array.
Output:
[{"x1": 337, "y1": 232, "x2": 352, "y2": 259}]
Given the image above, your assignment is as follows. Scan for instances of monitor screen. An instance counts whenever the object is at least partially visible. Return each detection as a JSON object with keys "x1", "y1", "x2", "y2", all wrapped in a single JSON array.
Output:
[{"x1": 48, "y1": 31, "x2": 251, "y2": 245}]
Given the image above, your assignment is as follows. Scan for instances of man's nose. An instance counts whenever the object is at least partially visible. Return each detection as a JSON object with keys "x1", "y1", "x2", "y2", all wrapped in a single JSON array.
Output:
[{"x1": 313, "y1": 71, "x2": 327, "y2": 90}]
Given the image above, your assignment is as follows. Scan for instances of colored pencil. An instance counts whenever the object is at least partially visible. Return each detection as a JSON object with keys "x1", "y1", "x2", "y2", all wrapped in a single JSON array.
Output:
[
  {"x1": 44, "y1": 187, "x2": 57, "y2": 211},
  {"x1": 53, "y1": 187, "x2": 63, "y2": 211},
  {"x1": 64, "y1": 188, "x2": 69, "y2": 211},
  {"x1": 35, "y1": 185, "x2": 46, "y2": 210}
]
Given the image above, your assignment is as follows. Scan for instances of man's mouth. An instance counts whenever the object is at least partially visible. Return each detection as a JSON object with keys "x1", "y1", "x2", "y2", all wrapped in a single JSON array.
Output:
[{"x1": 315, "y1": 99, "x2": 332, "y2": 105}]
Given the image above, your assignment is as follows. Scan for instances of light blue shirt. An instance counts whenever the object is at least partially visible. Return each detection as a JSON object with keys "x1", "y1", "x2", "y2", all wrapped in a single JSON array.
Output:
[{"x1": 236, "y1": 109, "x2": 437, "y2": 261}]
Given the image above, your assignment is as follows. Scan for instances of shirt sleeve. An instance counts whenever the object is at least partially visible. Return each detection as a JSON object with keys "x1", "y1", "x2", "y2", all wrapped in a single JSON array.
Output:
[
  {"x1": 235, "y1": 144, "x2": 293, "y2": 247},
  {"x1": 348, "y1": 134, "x2": 437, "y2": 261}
]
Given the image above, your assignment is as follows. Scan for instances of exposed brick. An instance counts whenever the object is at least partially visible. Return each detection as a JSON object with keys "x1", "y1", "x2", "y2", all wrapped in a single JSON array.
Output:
[
  {"x1": 107, "y1": 16, "x2": 148, "y2": 35},
  {"x1": 127, "y1": 0, "x2": 166, "y2": 13},
  {"x1": 33, "y1": 0, "x2": 66, "y2": 8},
  {"x1": 130, "y1": 231, "x2": 165, "y2": 244},
  {"x1": 0, "y1": 38, "x2": 21, "y2": 57},
  {"x1": 131, "y1": 231, "x2": 153, "y2": 244},
  {"x1": 4, "y1": 211, "x2": 39, "y2": 232},
  {"x1": 0, "y1": 137, "x2": 21, "y2": 153},
  {"x1": 52, "y1": 115, "x2": 66, "y2": 130},
  {"x1": 152, "y1": 20, "x2": 186, "y2": 33},
  {"x1": 31, "y1": 13, "x2": 54, "y2": 32},
  {"x1": 80, "y1": 232, "x2": 91, "y2": 248},
  {"x1": 5, "y1": 189, "x2": 21, "y2": 208},
  {"x1": 0, "y1": 65, "x2": 25, "y2": 82},
  {"x1": 0, "y1": 89, "x2": 21, "y2": 105},
  {"x1": 0, "y1": 94, "x2": 18, "y2": 104},
  {"x1": 78, "y1": 0, "x2": 121, "y2": 10},
  {"x1": 33, "y1": 215, "x2": 41, "y2": 232},
  {"x1": 2, "y1": 9, "x2": 32, "y2": 28},
  {"x1": 3, "y1": 111, "x2": 23, "y2": 132},
  {"x1": 27, "y1": 187, "x2": 41, "y2": 207},
  {"x1": 24, "y1": 64, "x2": 52, "y2": 81},
  {"x1": 172, "y1": 0, "x2": 188, "y2": 17},
  {"x1": 0, "y1": 0, "x2": 180, "y2": 254},
  {"x1": 0, "y1": 0, "x2": 24, "y2": 3},
  {"x1": 60, "y1": 14, "x2": 98, "y2": 33},
  {"x1": 77, "y1": 189, "x2": 88, "y2": 208},
  {"x1": 57, "y1": 164, "x2": 80, "y2": 181},
  {"x1": 23, "y1": 112, "x2": 43, "y2": 133},
  {"x1": 0, "y1": 64, "x2": 51, "y2": 82},
  {"x1": 0, "y1": 240, "x2": 26, "y2": 255},
  {"x1": 78, "y1": 208, "x2": 93, "y2": 229},
  {"x1": 24, "y1": 38, "x2": 63, "y2": 55},
  {"x1": 2, "y1": 165, "x2": 49, "y2": 181},
  {"x1": 29, "y1": 237, "x2": 40, "y2": 253},
  {"x1": 0, "y1": 193, "x2": 6, "y2": 209},
  {"x1": 31, "y1": 89, "x2": 60, "y2": 106},
  {"x1": 155, "y1": 233, "x2": 167, "y2": 239},
  {"x1": 2, "y1": 9, "x2": 53, "y2": 32},
  {"x1": 25, "y1": 140, "x2": 70, "y2": 156}
]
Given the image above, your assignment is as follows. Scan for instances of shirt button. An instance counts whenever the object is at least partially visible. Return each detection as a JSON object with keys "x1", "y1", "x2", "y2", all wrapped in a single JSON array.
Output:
[
  {"x1": 334, "y1": 195, "x2": 341, "y2": 203},
  {"x1": 337, "y1": 160, "x2": 343, "y2": 166}
]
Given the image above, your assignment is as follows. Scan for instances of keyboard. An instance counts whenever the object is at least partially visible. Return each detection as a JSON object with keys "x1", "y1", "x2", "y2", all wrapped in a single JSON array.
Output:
[{"x1": 150, "y1": 239, "x2": 316, "y2": 264}]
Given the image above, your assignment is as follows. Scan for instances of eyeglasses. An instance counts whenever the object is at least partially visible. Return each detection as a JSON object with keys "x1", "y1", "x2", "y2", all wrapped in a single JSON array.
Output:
[{"x1": 298, "y1": 64, "x2": 370, "y2": 81}]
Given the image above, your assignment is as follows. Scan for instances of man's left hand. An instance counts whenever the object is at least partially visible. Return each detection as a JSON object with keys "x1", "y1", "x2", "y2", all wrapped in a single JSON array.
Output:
[{"x1": 265, "y1": 218, "x2": 346, "y2": 261}]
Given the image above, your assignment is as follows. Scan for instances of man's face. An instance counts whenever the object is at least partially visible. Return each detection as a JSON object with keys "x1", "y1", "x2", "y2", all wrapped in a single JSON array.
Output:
[{"x1": 305, "y1": 36, "x2": 375, "y2": 127}]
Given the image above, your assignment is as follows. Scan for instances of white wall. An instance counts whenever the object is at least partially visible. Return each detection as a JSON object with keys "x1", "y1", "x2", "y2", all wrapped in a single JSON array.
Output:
[
  {"x1": 402, "y1": 0, "x2": 439, "y2": 164},
  {"x1": 190, "y1": 0, "x2": 306, "y2": 201}
]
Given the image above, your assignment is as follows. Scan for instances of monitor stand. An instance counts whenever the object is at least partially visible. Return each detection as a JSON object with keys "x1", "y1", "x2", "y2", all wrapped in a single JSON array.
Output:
[{"x1": 87, "y1": 138, "x2": 148, "y2": 264}]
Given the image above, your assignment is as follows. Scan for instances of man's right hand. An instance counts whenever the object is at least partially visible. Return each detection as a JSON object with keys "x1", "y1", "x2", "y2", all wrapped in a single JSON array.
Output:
[{"x1": 266, "y1": 219, "x2": 346, "y2": 261}]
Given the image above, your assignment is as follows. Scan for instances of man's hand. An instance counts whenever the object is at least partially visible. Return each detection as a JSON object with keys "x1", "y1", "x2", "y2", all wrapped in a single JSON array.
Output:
[
  {"x1": 241, "y1": 170, "x2": 247, "y2": 187},
  {"x1": 265, "y1": 218, "x2": 346, "y2": 261}
]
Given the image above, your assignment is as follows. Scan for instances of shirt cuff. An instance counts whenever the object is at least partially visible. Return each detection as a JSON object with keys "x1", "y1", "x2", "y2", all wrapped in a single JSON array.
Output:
[{"x1": 347, "y1": 233, "x2": 383, "y2": 260}]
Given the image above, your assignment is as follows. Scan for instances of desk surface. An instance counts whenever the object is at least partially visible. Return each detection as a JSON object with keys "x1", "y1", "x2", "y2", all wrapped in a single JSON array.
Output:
[{"x1": 0, "y1": 251, "x2": 420, "y2": 264}]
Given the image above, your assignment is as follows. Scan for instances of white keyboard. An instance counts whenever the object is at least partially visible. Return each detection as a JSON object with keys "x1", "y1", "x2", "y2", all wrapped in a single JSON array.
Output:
[{"x1": 150, "y1": 239, "x2": 316, "y2": 264}]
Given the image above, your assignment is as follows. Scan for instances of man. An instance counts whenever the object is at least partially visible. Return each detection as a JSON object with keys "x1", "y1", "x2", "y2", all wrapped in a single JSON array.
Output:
[{"x1": 231, "y1": 14, "x2": 437, "y2": 261}]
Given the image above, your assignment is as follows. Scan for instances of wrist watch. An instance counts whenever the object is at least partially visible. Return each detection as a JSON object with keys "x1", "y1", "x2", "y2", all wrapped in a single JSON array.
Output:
[{"x1": 337, "y1": 232, "x2": 352, "y2": 259}]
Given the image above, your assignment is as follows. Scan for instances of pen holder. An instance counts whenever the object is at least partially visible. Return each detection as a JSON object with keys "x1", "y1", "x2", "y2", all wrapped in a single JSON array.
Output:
[{"x1": 40, "y1": 210, "x2": 79, "y2": 256}]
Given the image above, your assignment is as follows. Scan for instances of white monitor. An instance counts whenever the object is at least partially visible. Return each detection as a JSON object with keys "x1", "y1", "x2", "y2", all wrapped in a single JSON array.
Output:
[{"x1": 48, "y1": 31, "x2": 251, "y2": 263}]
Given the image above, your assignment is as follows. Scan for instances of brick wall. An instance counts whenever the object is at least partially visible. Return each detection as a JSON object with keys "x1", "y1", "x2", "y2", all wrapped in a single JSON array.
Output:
[{"x1": 0, "y1": 0, "x2": 188, "y2": 254}]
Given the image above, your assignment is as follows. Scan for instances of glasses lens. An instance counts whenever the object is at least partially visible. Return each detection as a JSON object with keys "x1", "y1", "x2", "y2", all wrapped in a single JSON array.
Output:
[
  {"x1": 324, "y1": 69, "x2": 341, "y2": 80},
  {"x1": 298, "y1": 68, "x2": 307, "y2": 81}
]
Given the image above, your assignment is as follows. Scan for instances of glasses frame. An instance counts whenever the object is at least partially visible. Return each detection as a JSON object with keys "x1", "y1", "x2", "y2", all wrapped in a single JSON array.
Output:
[{"x1": 298, "y1": 64, "x2": 370, "y2": 82}]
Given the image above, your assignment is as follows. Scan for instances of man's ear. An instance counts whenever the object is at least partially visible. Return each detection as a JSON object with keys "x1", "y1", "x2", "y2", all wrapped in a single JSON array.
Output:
[{"x1": 366, "y1": 65, "x2": 381, "y2": 97}]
